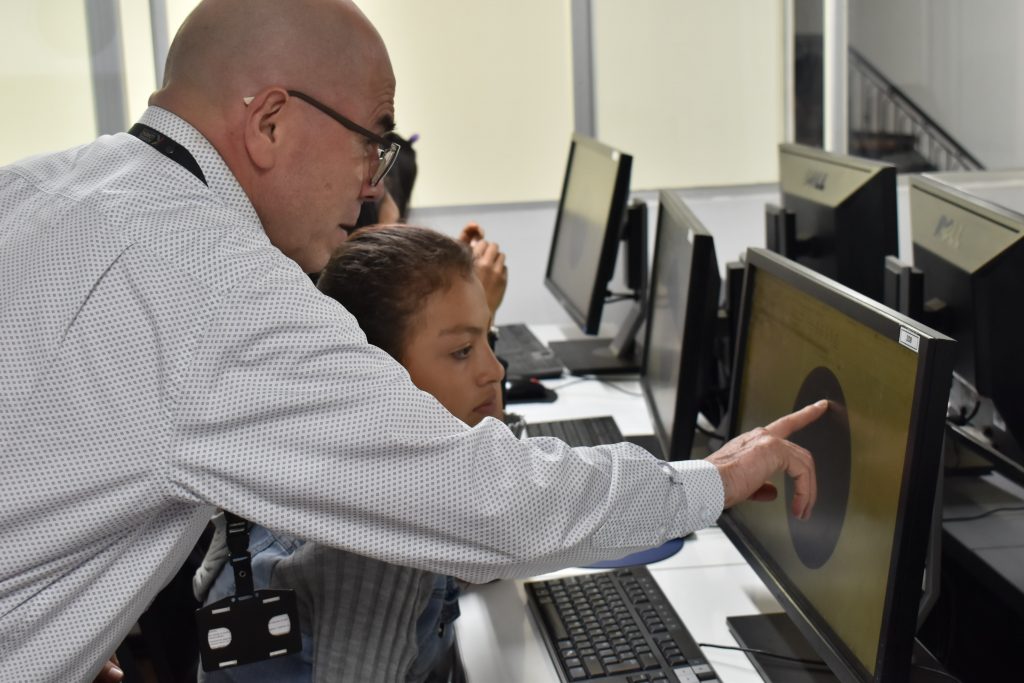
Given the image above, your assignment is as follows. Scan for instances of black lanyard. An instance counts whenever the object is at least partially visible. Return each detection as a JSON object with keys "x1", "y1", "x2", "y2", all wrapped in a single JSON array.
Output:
[
  {"x1": 127, "y1": 123, "x2": 254, "y2": 599},
  {"x1": 223, "y1": 511, "x2": 255, "y2": 596},
  {"x1": 128, "y1": 123, "x2": 207, "y2": 186}
]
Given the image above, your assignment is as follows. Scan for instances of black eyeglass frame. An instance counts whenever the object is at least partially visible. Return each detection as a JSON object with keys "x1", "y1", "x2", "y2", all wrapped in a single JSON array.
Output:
[{"x1": 271, "y1": 89, "x2": 401, "y2": 187}]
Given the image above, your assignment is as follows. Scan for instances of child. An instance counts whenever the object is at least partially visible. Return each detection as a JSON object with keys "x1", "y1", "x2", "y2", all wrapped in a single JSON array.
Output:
[{"x1": 198, "y1": 226, "x2": 504, "y2": 683}]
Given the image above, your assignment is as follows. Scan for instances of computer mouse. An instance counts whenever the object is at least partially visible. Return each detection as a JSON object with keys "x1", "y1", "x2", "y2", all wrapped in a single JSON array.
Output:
[{"x1": 504, "y1": 378, "x2": 557, "y2": 403}]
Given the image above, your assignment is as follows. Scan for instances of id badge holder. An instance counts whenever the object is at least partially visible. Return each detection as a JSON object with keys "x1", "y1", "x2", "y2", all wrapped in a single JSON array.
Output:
[
  {"x1": 195, "y1": 512, "x2": 303, "y2": 672},
  {"x1": 196, "y1": 589, "x2": 302, "y2": 671}
]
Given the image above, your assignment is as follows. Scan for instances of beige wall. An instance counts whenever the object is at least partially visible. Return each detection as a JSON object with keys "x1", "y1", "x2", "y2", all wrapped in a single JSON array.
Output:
[
  {"x1": 0, "y1": 1, "x2": 96, "y2": 163},
  {"x1": 122, "y1": 1, "x2": 157, "y2": 123},
  {"x1": 358, "y1": 0, "x2": 575, "y2": 208},
  {"x1": 2, "y1": 1, "x2": 784, "y2": 201},
  {"x1": 592, "y1": 0, "x2": 784, "y2": 190}
]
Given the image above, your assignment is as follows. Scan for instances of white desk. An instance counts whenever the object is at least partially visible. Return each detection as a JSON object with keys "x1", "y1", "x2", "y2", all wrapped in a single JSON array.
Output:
[
  {"x1": 455, "y1": 325, "x2": 780, "y2": 682},
  {"x1": 455, "y1": 528, "x2": 780, "y2": 683}
]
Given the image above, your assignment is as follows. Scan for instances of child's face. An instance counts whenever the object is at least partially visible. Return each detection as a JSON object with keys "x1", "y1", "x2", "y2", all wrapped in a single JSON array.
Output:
[{"x1": 401, "y1": 275, "x2": 505, "y2": 426}]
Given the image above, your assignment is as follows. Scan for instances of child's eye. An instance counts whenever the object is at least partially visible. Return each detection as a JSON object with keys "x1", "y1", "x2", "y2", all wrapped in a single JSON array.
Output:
[{"x1": 452, "y1": 345, "x2": 472, "y2": 360}]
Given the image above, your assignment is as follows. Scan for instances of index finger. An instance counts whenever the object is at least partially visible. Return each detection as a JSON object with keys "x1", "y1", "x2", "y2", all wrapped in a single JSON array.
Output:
[{"x1": 765, "y1": 399, "x2": 829, "y2": 439}]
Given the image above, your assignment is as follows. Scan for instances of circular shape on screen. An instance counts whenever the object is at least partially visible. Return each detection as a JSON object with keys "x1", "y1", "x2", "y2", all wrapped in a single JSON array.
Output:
[{"x1": 785, "y1": 366, "x2": 851, "y2": 569}]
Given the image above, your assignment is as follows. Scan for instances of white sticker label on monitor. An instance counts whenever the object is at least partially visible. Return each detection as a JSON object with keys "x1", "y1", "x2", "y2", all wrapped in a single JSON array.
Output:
[{"x1": 898, "y1": 327, "x2": 920, "y2": 353}]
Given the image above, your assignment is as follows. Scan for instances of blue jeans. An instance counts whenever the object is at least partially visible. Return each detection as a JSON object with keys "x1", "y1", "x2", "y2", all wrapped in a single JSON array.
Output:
[{"x1": 409, "y1": 574, "x2": 460, "y2": 682}]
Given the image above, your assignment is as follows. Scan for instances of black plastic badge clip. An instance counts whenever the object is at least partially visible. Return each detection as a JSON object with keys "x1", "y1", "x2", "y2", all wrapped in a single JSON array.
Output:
[
  {"x1": 195, "y1": 513, "x2": 302, "y2": 671},
  {"x1": 195, "y1": 588, "x2": 302, "y2": 671}
]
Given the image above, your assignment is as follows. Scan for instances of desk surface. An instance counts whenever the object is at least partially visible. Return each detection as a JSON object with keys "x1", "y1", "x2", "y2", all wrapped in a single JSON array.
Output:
[
  {"x1": 462, "y1": 324, "x2": 1017, "y2": 682},
  {"x1": 455, "y1": 528, "x2": 779, "y2": 683},
  {"x1": 457, "y1": 324, "x2": 776, "y2": 681}
]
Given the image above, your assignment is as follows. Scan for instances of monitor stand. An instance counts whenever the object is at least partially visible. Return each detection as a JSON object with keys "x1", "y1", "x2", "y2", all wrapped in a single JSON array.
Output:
[
  {"x1": 549, "y1": 302, "x2": 643, "y2": 376},
  {"x1": 547, "y1": 338, "x2": 640, "y2": 375},
  {"x1": 727, "y1": 613, "x2": 952, "y2": 682}
]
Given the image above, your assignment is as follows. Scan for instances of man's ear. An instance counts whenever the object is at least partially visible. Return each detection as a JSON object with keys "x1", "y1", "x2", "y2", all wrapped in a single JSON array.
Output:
[{"x1": 242, "y1": 89, "x2": 289, "y2": 170}]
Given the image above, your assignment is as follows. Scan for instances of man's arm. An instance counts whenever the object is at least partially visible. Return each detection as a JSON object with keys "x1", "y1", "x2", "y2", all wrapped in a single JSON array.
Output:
[{"x1": 167, "y1": 266, "x2": 821, "y2": 583}]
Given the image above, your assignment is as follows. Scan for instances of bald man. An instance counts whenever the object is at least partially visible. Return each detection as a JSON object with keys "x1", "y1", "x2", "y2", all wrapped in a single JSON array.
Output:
[{"x1": 0, "y1": 1, "x2": 823, "y2": 680}]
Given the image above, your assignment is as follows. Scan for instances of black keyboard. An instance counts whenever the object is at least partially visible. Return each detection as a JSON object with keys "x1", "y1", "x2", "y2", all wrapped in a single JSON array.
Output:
[
  {"x1": 527, "y1": 416, "x2": 624, "y2": 446},
  {"x1": 526, "y1": 567, "x2": 721, "y2": 682},
  {"x1": 495, "y1": 323, "x2": 564, "y2": 380}
]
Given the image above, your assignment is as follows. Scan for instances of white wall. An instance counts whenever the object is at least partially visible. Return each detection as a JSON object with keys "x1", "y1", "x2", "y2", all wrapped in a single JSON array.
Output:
[
  {"x1": 0, "y1": 2, "x2": 96, "y2": 163},
  {"x1": 849, "y1": 0, "x2": 1024, "y2": 170},
  {"x1": 592, "y1": 0, "x2": 785, "y2": 190},
  {"x1": 358, "y1": 0, "x2": 575, "y2": 208},
  {"x1": 3, "y1": 1, "x2": 786, "y2": 203}
]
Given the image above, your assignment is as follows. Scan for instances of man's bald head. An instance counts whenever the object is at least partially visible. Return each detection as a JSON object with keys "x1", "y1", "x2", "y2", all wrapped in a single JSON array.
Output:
[
  {"x1": 149, "y1": 0, "x2": 398, "y2": 273},
  {"x1": 153, "y1": 0, "x2": 392, "y2": 135}
]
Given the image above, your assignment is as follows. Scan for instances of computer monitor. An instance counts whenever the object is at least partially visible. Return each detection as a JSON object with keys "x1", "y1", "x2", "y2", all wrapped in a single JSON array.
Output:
[
  {"x1": 769, "y1": 142, "x2": 898, "y2": 302},
  {"x1": 544, "y1": 134, "x2": 643, "y2": 375},
  {"x1": 639, "y1": 191, "x2": 722, "y2": 462},
  {"x1": 908, "y1": 172, "x2": 1024, "y2": 475},
  {"x1": 721, "y1": 248, "x2": 954, "y2": 683}
]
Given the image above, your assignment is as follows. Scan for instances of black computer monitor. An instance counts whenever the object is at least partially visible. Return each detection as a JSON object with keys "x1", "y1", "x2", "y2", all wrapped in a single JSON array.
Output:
[
  {"x1": 769, "y1": 142, "x2": 898, "y2": 302},
  {"x1": 721, "y1": 248, "x2": 954, "y2": 683},
  {"x1": 639, "y1": 191, "x2": 722, "y2": 462},
  {"x1": 908, "y1": 173, "x2": 1024, "y2": 474},
  {"x1": 544, "y1": 134, "x2": 642, "y2": 375}
]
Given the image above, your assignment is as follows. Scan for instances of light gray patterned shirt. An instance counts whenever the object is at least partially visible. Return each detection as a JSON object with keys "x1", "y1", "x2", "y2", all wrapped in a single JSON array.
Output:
[{"x1": 0, "y1": 107, "x2": 723, "y2": 682}]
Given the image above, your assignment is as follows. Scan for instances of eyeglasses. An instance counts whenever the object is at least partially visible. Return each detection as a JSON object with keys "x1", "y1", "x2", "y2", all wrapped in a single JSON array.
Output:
[{"x1": 243, "y1": 90, "x2": 401, "y2": 187}]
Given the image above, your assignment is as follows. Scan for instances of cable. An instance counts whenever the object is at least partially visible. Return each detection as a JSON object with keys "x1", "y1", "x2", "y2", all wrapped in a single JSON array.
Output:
[
  {"x1": 698, "y1": 643, "x2": 962, "y2": 681},
  {"x1": 594, "y1": 377, "x2": 643, "y2": 397},
  {"x1": 961, "y1": 400, "x2": 981, "y2": 424},
  {"x1": 696, "y1": 642, "x2": 829, "y2": 668},
  {"x1": 917, "y1": 663, "x2": 962, "y2": 679},
  {"x1": 946, "y1": 401, "x2": 980, "y2": 427},
  {"x1": 695, "y1": 423, "x2": 725, "y2": 439},
  {"x1": 546, "y1": 376, "x2": 590, "y2": 391},
  {"x1": 943, "y1": 505, "x2": 1024, "y2": 523}
]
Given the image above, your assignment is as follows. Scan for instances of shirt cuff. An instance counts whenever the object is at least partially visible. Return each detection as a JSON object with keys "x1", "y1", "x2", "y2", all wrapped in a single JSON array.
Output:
[{"x1": 665, "y1": 459, "x2": 724, "y2": 532}]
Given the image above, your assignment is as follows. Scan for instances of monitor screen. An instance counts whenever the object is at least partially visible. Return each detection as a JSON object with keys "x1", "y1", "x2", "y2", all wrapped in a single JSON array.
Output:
[
  {"x1": 640, "y1": 191, "x2": 721, "y2": 461},
  {"x1": 777, "y1": 143, "x2": 898, "y2": 301},
  {"x1": 722, "y1": 248, "x2": 953, "y2": 683},
  {"x1": 909, "y1": 172, "x2": 1024, "y2": 453},
  {"x1": 545, "y1": 134, "x2": 632, "y2": 334}
]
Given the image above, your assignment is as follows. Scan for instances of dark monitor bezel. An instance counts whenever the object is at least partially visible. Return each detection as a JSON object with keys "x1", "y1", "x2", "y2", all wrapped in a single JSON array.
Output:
[
  {"x1": 777, "y1": 142, "x2": 898, "y2": 301},
  {"x1": 639, "y1": 191, "x2": 721, "y2": 462},
  {"x1": 721, "y1": 248, "x2": 954, "y2": 683},
  {"x1": 908, "y1": 173, "x2": 1024, "y2": 478},
  {"x1": 544, "y1": 134, "x2": 633, "y2": 334},
  {"x1": 908, "y1": 172, "x2": 1024, "y2": 385}
]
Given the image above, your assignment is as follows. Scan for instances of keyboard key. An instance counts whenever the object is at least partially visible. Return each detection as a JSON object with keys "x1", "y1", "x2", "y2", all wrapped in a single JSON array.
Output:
[
  {"x1": 568, "y1": 666, "x2": 587, "y2": 680},
  {"x1": 607, "y1": 659, "x2": 642, "y2": 674},
  {"x1": 583, "y1": 655, "x2": 604, "y2": 677}
]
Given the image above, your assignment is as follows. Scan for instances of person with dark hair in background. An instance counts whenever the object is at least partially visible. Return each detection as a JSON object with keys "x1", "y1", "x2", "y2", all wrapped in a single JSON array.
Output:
[
  {"x1": 0, "y1": 1, "x2": 824, "y2": 679},
  {"x1": 198, "y1": 226, "x2": 500, "y2": 682},
  {"x1": 350, "y1": 131, "x2": 509, "y2": 320}
]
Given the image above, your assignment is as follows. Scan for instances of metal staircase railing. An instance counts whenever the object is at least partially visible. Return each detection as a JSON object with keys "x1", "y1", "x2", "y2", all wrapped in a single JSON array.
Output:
[{"x1": 849, "y1": 48, "x2": 985, "y2": 172}]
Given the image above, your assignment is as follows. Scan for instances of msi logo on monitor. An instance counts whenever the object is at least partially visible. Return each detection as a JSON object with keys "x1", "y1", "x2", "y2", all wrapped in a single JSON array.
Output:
[{"x1": 804, "y1": 169, "x2": 827, "y2": 191}]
